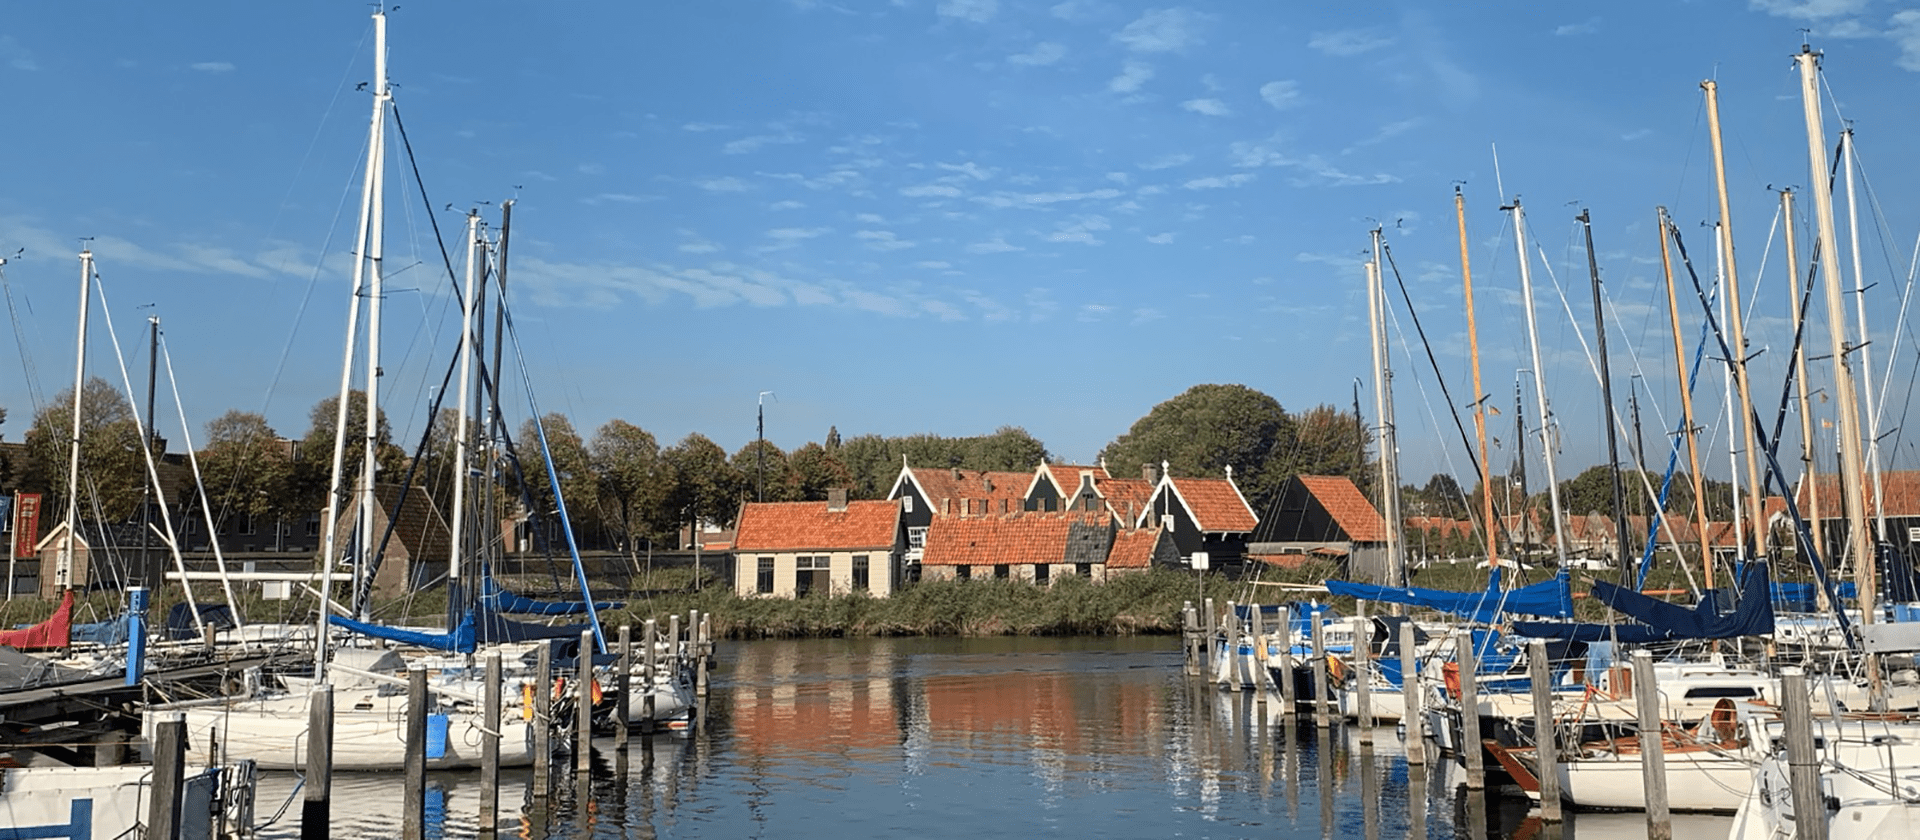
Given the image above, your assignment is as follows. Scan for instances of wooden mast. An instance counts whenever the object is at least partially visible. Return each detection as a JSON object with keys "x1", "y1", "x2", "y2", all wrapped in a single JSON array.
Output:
[
  {"x1": 1703, "y1": 80, "x2": 1769, "y2": 558},
  {"x1": 1797, "y1": 46, "x2": 1878, "y2": 702},
  {"x1": 1658, "y1": 208, "x2": 1713, "y2": 585},
  {"x1": 1456, "y1": 188, "x2": 1497, "y2": 568}
]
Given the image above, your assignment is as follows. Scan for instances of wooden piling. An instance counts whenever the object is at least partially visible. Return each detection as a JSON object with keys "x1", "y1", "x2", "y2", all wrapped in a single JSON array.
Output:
[
  {"x1": 1275, "y1": 613, "x2": 1295, "y2": 711},
  {"x1": 1181, "y1": 602, "x2": 1199, "y2": 677},
  {"x1": 578, "y1": 629, "x2": 595, "y2": 774},
  {"x1": 1225, "y1": 601, "x2": 1242, "y2": 691},
  {"x1": 1400, "y1": 620, "x2": 1423, "y2": 766},
  {"x1": 533, "y1": 641, "x2": 552, "y2": 798},
  {"x1": 1202, "y1": 598, "x2": 1216, "y2": 682},
  {"x1": 1353, "y1": 617, "x2": 1372, "y2": 743},
  {"x1": 1528, "y1": 639, "x2": 1561, "y2": 821},
  {"x1": 642, "y1": 619, "x2": 659, "y2": 729},
  {"x1": 1249, "y1": 604, "x2": 1268, "y2": 701},
  {"x1": 1631, "y1": 649, "x2": 1671, "y2": 840},
  {"x1": 1456, "y1": 633, "x2": 1485, "y2": 790},
  {"x1": 404, "y1": 665, "x2": 427, "y2": 840},
  {"x1": 1311, "y1": 619, "x2": 1330, "y2": 729},
  {"x1": 1781, "y1": 667, "x2": 1826, "y2": 840},
  {"x1": 480, "y1": 652, "x2": 501, "y2": 835},
  {"x1": 617, "y1": 624, "x2": 632, "y2": 749},
  {"x1": 301, "y1": 686, "x2": 334, "y2": 840},
  {"x1": 696, "y1": 612, "x2": 711, "y2": 699},
  {"x1": 149, "y1": 712, "x2": 186, "y2": 840}
]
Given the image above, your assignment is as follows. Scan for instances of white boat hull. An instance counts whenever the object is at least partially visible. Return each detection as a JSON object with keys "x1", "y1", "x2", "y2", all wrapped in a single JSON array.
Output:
[{"x1": 152, "y1": 691, "x2": 537, "y2": 772}]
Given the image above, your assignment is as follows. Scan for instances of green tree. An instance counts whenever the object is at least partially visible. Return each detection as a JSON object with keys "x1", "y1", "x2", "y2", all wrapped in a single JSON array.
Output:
[
  {"x1": 732, "y1": 439, "x2": 797, "y2": 503},
  {"x1": 966, "y1": 425, "x2": 1049, "y2": 471},
  {"x1": 287, "y1": 390, "x2": 404, "y2": 521},
  {"x1": 196, "y1": 410, "x2": 290, "y2": 530},
  {"x1": 20, "y1": 377, "x2": 145, "y2": 522},
  {"x1": 788, "y1": 441, "x2": 853, "y2": 501},
  {"x1": 515, "y1": 413, "x2": 603, "y2": 546},
  {"x1": 662, "y1": 433, "x2": 745, "y2": 533},
  {"x1": 1098, "y1": 384, "x2": 1296, "y2": 513},
  {"x1": 591, "y1": 419, "x2": 671, "y2": 551}
]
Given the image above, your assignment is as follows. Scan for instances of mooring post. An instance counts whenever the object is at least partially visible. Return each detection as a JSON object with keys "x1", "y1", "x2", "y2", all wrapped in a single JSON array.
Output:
[
  {"x1": 126, "y1": 586, "x2": 150, "y2": 686},
  {"x1": 1202, "y1": 597, "x2": 1216, "y2": 683},
  {"x1": 1225, "y1": 601, "x2": 1242, "y2": 690},
  {"x1": 1400, "y1": 620, "x2": 1423, "y2": 765},
  {"x1": 148, "y1": 711, "x2": 186, "y2": 840},
  {"x1": 1456, "y1": 633, "x2": 1484, "y2": 790},
  {"x1": 1180, "y1": 601, "x2": 1198, "y2": 677},
  {"x1": 1353, "y1": 617, "x2": 1372, "y2": 743},
  {"x1": 578, "y1": 629, "x2": 595, "y2": 775},
  {"x1": 1528, "y1": 639, "x2": 1561, "y2": 821},
  {"x1": 301, "y1": 686, "x2": 334, "y2": 840},
  {"x1": 696, "y1": 613, "x2": 712, "y2": 728},
  {"x1": 1249, "y1": 603, "x2": 1269, "y2": 702},
  {"x1": 404, "y1": 665, "x2": 427, "y2": 840},
  {"x1": 1311, "y1": 619, "x2": 1330, "y2": 729},
  {"x1": 480, "y1": 652, "x2": 501, "y2": 835},
  {"x1": 642, "y1": 618, "x2": 659, "y2": 729},
  {"x1": 1632, "y1": 649, "x2": 1671, "y2": 840},
  {"x1": 533, "y1": 641, "x2": 552, "y2": 798},
  {"x1": 1781, "y1": 667, "x2": 1827, "y2": 840},
  {"x1": 617, "y1": 624, "x2": 632, "y2": 749}
]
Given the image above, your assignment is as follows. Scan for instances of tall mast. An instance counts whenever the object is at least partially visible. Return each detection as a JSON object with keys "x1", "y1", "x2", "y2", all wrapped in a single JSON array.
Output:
[
  {"x1": 354, "y1": 6, "x2": 392, "y2": 622},
  {"x1": 58, "y1": 250, "x2": 92, "y2": 593},
  {"x1": 316, "y1": 8, "x2": 391, "y2": 674},
  {"x1": 1514, "y1": 377, "x2": 1527, "y2": 554},
  {"x1": 1703, "y1": 80, "x2": 1769, "y2": 557},
  {"x1": 1505, "y1": 197, "x2": 1570, "y2": 566},
  {"x1": 1365, "y1": 228, "x2": 1403, "y2": 585},
  {"x1": 1797, "y1": 46, "x2": 1877, "y2": 696},
  {"x1": 1718, "y1": 226, "x2": 1748, "y2": 563},
  {"x1": 1658, "y1": 208, "x2": 1713, "y2": 586},
  {"x1": 1840, "y1": 130, "x2": 1890, "y2": 549},
  {"x1": 1579, "y1": 210, "x2": 1632, "y2": 579},
  {"x1": 1455, "y1": 188, "x2": 1496, "y2": 568},
  {"x1": 1781, "y1": 188, "x2": 1826, "y2": 609},
  {"x1": 446, "y1": 210, "x2": 481, "y2": 628}
]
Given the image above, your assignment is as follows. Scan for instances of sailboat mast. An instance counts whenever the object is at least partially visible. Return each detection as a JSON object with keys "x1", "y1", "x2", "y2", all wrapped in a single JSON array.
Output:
[
  {"x1": 1365, "y1": 228, "x2": 1403, "y2": 585},
  {"x1": 355, "y1": 8, "x2": 392, "y2": 622},
  {"x1": 1506, "y1": 198, "x2": 1570, "y2": 566},
  {"x1": 1717, "y1": 227, "x2": 1748, "y2": 563},
  {"x1": 1781, "y1": 188, "x2": 1826, "y2": 608},
  {"x1": 1703, "y1": 80, "x2": 1769, "y2": 558},
  {"x1": 1455, "y1": 188, "x2": 1497, "y2": 568},
  {"x1": 1658, "y1": 208, "x2": 1713, "y2": 588},
  {"x1": 448, "y1": 211, "x2": 481, "y2": 609},
  {"x1": 1797, "y1": 46, "x2": 1877, "y2": 691},
  {"x1": 316, "y1": 8, "x2": 390, "y2": 675},
  {"x1": 1840, "y1": 130, "x2": 1890, "y2": 547},
  {"x1": 1579, "y1": 210, "x2": 1632, "y2": 578},
  {"x1": 58, "y1": 250, "x2": 92, "y2": 593}
]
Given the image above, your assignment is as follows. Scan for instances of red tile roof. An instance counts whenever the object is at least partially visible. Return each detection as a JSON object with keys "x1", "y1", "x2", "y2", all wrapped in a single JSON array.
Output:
[
  {"x1": 1406, "y1": 516, "x2": 1475, "y2": 538},
  {"x1": 1294, "y1": 475, "x2": 1383, "y2": 542},
  {"x1": 1796, "y1": 471, "x2": 1920, "y2": 518},
  {"x1": 907, "y1": 467, "x2": 1029, "y2": 513},
  {"x1": 733, "y1": 500, "x2": 899, "y2": 551},
  {"x1": 1106, "y1": 527, "x2": 1166, "y2": 569},
  {"x1": 1166, "y1": 476, "x2": 1259, "y2": 533},
  {"x1": 920, "y1": 512, "x2": 1109, "y2": 567},
  {"x1": 1093, "y1": 476, "x2": 1154, "y2": 522},
  {"x1": 1038, "y1": 463, "x2": 1108, "y2": 497}
]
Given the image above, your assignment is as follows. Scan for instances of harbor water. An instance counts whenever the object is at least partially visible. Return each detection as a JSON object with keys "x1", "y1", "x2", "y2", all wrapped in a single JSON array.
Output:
[{"x1": 250, "y1": 636, "x2": 1734, "y2": 839}]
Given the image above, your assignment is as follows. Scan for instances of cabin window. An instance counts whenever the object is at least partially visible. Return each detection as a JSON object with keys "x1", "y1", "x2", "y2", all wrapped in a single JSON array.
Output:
[
  {"x1": 1683, "y1": 686, "x2": 1760, "y2": 699},
  {"x1": 1035, "y1": 564, "x2": 1050, "y2": 585},
  {"x1": 796, "y1": 555, "x2": 831, "y2": 597},
  {"x1": 994, "y1": 564, "x2": 1009, "y2": 580},
  {"x1": 757, "y1": 557, "x2": 775, "y2": 594},
  {"x1": 852, "y1": 554, "x2": 870, "y2": 591}
]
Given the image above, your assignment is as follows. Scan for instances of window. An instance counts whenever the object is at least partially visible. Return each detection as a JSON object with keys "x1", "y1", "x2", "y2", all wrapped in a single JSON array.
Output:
[
  {"x1": 903, "y1": 496, "x2": 914, "y2": 513},
  {"x1": 1076, "y1": 563, "x2": 1093, "y2": 579},
  {"x1": 238, "y1": 513, "x2": 256, "y2": 536},
  {"x1": 908, "y1": 527, "x2": 928, "y2": 548},
  {"x1": 1162, "y1": 513, "x2": 1175, "y2": 532},
  {"x1": 1035, "y1": 564, "x2": 1050, "y2": 585},
  {"x1": 757, "y1": 557, "x2": 775, "y2": 594},
  {"x1": 956, "y1": 565, "x2": 971, "y2": 581},
  {"x1": 994, "y1": 564, "x2": 1009, "y2": 580},
  {"x1": 305, "y1": 516, "x2": 321, "y2": 537},
  {"x1": 796, "y1": 555, "x2": 831, "y2": 597},
  {"x1": 852, "y1": 554, "x2": 870, "y2": 591}
]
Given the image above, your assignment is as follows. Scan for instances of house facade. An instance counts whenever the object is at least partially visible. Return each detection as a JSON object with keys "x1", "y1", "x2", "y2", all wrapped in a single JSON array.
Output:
[
  {"x1": 918, "y1": 510, "x2": 1117, "y2": 583},
  {"x1": 1248, "y1": 474, "x2": 1387, "y2": 580},
  {"x1": 1141, "y1": 462, "x2": 1260, "y2": 571},
  {"x1": 733, "y1": 490, "x2": 903, "y2": 598}
]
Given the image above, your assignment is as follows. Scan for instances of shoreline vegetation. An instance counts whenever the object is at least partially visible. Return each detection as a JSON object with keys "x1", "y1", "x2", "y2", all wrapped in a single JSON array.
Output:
[{"x1": 2, "y1": 557, "x2": 1722, "y2": 643}]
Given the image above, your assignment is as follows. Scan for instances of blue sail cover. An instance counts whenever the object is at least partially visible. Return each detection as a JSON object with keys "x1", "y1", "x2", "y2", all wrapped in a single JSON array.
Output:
[
  {"x1": 1514, "y1": 562, "x2": 1776, "y2": 643},
  {"x1": 1325, "y1": 568, "x2": 1574, "y2": 624},
  {"x1": 480, "y1": 576, "x2": 623, "y2": 616},
  {"x1": 332, "y1": 609, "x2": 479, "y2": 653}
]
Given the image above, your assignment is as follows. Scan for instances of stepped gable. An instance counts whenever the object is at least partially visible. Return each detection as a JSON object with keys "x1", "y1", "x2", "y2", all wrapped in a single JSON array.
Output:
[
  {"x1": 920, "y1": 511, "x2": 1110, "y2": 567},
  {"x1": 1165, "y1": 474, "x2": 1259, "y2": 533},
  {"x1": 734, "y1": 499, "x2": 900, "y2": 551},
  {"x1": 1292, "y1": 475, "x2": 1378, "y2": 540}
]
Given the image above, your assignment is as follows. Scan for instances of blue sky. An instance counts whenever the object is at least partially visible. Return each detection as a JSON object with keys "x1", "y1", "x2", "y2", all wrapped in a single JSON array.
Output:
[{"x1": 3, "y1": 1, "x2": 1919, "y2": 489}]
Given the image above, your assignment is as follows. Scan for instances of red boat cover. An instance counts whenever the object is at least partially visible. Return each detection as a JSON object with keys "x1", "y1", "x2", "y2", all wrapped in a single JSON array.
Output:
[{"x1": 0, "y1": 590, "x2": 73, "y2": 650}]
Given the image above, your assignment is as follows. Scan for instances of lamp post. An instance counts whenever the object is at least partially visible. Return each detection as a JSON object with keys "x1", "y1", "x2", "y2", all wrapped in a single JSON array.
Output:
[{"x1": 756, "y1": 391, "x2": 775, "y2": 502}]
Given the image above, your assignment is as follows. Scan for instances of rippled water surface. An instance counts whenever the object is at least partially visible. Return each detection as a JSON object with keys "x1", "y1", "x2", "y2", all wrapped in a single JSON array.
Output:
[{"x1": 251, "y1": 636, "x2": 1732, "y2": 839}]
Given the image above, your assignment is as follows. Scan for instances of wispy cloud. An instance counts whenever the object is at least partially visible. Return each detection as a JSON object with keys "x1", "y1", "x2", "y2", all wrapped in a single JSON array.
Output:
[
  {"x1": 1748, "y1": 0, "x2": 1867, "y2": 20},
  {"x1": 1139, "y1": 153, "x2": 1192, "y2": 170},
  {"x1": 1232, "y1": 136, "x2": 1396, "y2": 186},
  {"x1": 1109, "y1": 60, "x2": 1154, "y2": 94},
  {"x1": 1146, "y1": 232, "x2": 1175, "y2": 244},
  {"x1": 855, "y1": 230, "x2": 917, "y2": 250},
  {"x1": 681, "y1": 122, "x2": 732, "y2": 132},
  {"x1": 584, "y1": 193, "x2": 662, "y2": 204},
  {"x1": 769, "y1": 200, "x2": 806, "y2": 210},
  {"x1": 2, "y1": 36, "x2": 39, "y2": 71},
  {"x1": 1892, "y1": 10, "x2": 1920, "y2": 70},
  {"x1": 901, "y1": 183, "x2": 965, "y2": 198},
  {"x1": 1308, "y1": 29, "x2": 1392, "y2": 56},
  {"x1": 1554, "y1": 17, "x2": 1600, "y2": 36},
  {"x1": 696, "y1": 177, "x2": 752, "y2": 192},
  {"x1": 936, "y1": 161, "x2": 996, "y2": 180},
  {"x1": 937, "y1": 0, "x2": 998, "y2": 23},
  {"x1": 1009, "y1": 41, "x2": 1067, "y2": 66},
  {"x1": 678, "y1": 233, "x2": 721, "y2": 254},
  {"x1": 724, "y1": 133, "x2": 804, "y2": 154},
  {"x1": 1046, "y1": 215, "x2": 1110, "y2": 245},
  {"x1": 1181, "y1": 98, "x2": 1231, "y2": 117},
  {"x1": 1114, "y1": 8, "x2": 1206, "y2": 53},
  {"x1": 190, "y1": 61, "x2": 235, "y2": 73},
  {"x1": 1183, "y1": 174, "x2": 1255, "y2": 190},
  {"x1": 1131, "y1": 308, "x2": 1165, "y2": 325},
  {"x1": 966, "y1": 237, "x2": 1024, "y2": 254},
  {"x1": 1259, "y1": 80, "x2": 1302, "y2": 110},
  {"x1": 764, "y1": 227, "x2": 832, "y2": 251},
  {"x1": 916, "y1": 260, "x2": 953, "y2": 270},
  {"x1": 972, "y1": 188, "x2": 1123, "y2": 209}
]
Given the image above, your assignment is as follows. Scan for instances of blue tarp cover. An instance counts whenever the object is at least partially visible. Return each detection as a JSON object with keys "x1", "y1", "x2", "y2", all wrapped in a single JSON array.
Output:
[
  {"x1": 1514, "y1": 562, "x2": 1776, "y2": 643},
  {"x1": 480, "y1": 576, "x2": 622, "y2": 616},
  {"x1": 1325, "y1": 567, "x2": 1574, "y2": 623}
]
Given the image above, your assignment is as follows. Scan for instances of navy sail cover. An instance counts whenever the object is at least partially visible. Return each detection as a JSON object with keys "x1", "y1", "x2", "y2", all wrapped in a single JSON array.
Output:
[{"x1": 1325, "y1": 567, "x2": 1574, "y2": 624}]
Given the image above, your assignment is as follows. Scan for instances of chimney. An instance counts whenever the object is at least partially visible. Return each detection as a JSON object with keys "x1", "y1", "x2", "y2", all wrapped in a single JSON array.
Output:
[
  {"x1": 983, "y1": 476, "x2": 994, "y2": 493},
  {"x1": 952, "y1": 467, "x2": 962, "y2": 480},
  {"x1": 828, "y1": 488, "x2": 848, "y2": 512},
  {"x1": 961, "y1": 498, "x2": 970, "y2": 518},
  {"x1": 1142, "y1": 463, "x2": 1157, "y2": 484},
  {"x1": 942, "y1": 498, "x2": 952, "y2": 515}
]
